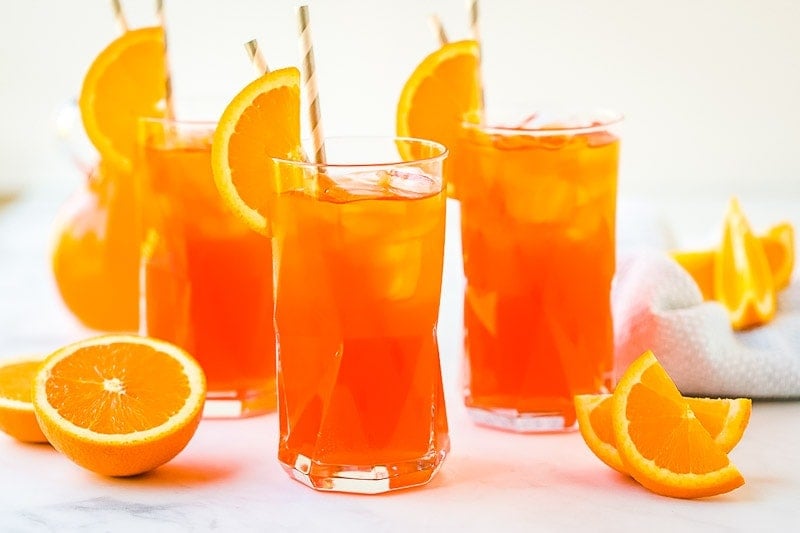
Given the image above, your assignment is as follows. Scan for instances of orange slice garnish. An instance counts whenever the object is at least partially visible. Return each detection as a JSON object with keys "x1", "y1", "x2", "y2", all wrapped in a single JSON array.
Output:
[
  {"x1": 0, "y1": 356, "x2": 48, "y2": 443},
  {"x1": 610, "y1": 351, "x2": 745, "y2": 499},
  {"x1": 211, "y1": 67, "x2": 301, "y2": 236},
  {"x1": 575, "y1": 393, "x2": 751, "y2": 475},
  {"x1": 79, "y1": 26, "x2": 167, "y2": 173},
  {"x1": 32, "y1": 335, "x2": 206, "y2": 477},
  {"x1": 714, "y1": 198, "x2": 776, "y2": 329},
  {"x1": 396, "y1": 40, "x2": 482, "y2": 195}
]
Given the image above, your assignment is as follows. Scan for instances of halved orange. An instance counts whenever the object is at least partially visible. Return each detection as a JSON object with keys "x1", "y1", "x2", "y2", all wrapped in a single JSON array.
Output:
[
  {"x1": 211, "y1": 67, "x2": 301, "y2": 236},
  {"x1": 671, "y1": 221, "x2": 794, "y2": 299},
  {"x1": 575, "y1": 393, "x2": 751, "y2": 475},
  {"x1": 0, "y1": 356, "x2": 48, "y2": 443},
  {"x1": 396, "y1": 40, "x2": 482, "y2": 196},
  {"x1": 79, "y1": 26, "x2": 167, "y2": 173},
  {"x1": 611, "y1": 351, "x2": 745, "y2": 499},
  {"x1": 714, "y1": 198, "x2": 776, "y2": 330},
  {"x1": 32, "y1": 335, "x2": 206, "y2": 477}
]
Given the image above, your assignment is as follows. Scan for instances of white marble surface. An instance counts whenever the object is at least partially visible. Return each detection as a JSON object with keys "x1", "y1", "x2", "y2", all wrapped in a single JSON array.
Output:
[{"x1": 1, "y1": 189, "x2": 800, "y2": 532}]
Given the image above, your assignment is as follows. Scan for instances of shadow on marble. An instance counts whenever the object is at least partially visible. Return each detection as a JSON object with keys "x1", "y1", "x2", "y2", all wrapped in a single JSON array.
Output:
[{"x1": 132, "y1": 458, "x2": 242, "y2": 487}]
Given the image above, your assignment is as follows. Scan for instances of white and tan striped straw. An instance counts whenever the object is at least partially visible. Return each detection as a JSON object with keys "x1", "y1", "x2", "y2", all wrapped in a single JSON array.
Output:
[
  {"x1": 297, "y1": 4, "x2": 326, "y2": 165},
  {"x1": 110, "y1": 0, "x2": 129, "y2": 34},
  {"x1": 428, "y1": 14, "x2": 449, "y2": 47},
  {"x1": 244, "y1": 39, "x2": 269, "y2": 76},
  {"x1": 468, "y1": 0, "x2": 480, "y2": 41},
  {"x1": 155, "y1": 0, "x2": 176, "y2": 120},
  {"x1": 468, "y1": 0, "x2": 486, "y2": 116}
]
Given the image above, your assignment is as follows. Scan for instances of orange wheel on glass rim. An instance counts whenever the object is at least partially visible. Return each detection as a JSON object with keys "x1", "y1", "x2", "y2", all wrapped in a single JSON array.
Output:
[
  {"x1": 211, "y1": 67, "x2": 302, "y2": 236},
  {"x1": 396, "y1": 40, "x2": 482, "y2": 196},
  {"x1": 79, "y1": 26, "x2": 168, "y2": 173}
]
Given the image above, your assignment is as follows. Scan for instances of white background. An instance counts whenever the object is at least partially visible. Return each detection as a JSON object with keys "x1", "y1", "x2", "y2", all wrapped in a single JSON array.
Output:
[{"x1": 1, "y1": 0, "x2": 799, "y2": 203}]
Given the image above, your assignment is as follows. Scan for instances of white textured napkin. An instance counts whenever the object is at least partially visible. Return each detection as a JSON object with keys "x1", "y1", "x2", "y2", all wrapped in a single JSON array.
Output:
[{"x1": 613, "y1": 251, "x2": 800, "y2": 398}]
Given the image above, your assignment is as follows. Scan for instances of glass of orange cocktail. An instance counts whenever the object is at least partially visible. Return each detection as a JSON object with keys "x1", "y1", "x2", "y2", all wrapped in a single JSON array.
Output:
[
  {"x1": 137, "y1": 118, "x2": 276, "y2": 418},
  {"x1": 453, "y1": 110, "x2": 623, "y2": 432},
  {"x1": 272, "y1": 137, "x2": 449, "y2": 493}
]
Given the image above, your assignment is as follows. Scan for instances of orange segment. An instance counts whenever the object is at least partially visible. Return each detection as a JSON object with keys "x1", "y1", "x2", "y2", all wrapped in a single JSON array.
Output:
[
  {"x1": 574, "y1": 393, "x2": 625, "y2": 473},
  {"x1": 211, "y1": 67, "x2": 301, "y2": 236},
  {"x1": 671, "y1": 221, "x2": 794, "y2": 299},
  {"x1": 714, "y1": 198, "x2": 776, "y2": 330},
  {"x1": 685, "y1": 397, "x2": 752, "y2": 453},
  {"x1": 79, "y1": 27, "x2": 167, "y2": 173},
  {"x1": 611, "y1": 351, "x2": 745, "y2": 499},
  {"x1": 670, "y1": 249, "x2": 716, "y2": 300},
  {"x1": 32, "y1": 335, "x2": 206, "y2": 477},
  {"x1": 763, "y1": 222, "x2": 794, "y2": 290},
  {"x1": 0, "y1": 356, "x2": 48, "y2": 443},
  {"x1": 575, "y1": 393, "x2": 751, "y2": 475},
  {"x1": 396, "y1": 40, "x2": 482, "y2": 196}
]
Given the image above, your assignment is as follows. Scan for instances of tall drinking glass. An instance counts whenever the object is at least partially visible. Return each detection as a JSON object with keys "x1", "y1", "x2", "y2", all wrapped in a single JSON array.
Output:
[
  {"x1": 452, "y1": 110, "x2": 623, "y2": 432},
  {"x1": 272, "y1": 137, "x2": 449, "y2": 493},
  {"x1": 137, "y1": 118, "x2": 276, "y2": 418}
]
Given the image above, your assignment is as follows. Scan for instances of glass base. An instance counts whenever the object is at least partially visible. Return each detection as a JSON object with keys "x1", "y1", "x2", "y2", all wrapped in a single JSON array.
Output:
[
  {"x1": 202, "y1": 385, "x2": 276, "y2": 419},
  {"x1": 280, "y1": 448, "x2": 448, "y2": 494},
  {"x1": 467, "y1": 406, "x2": 577, "y2": 433}
]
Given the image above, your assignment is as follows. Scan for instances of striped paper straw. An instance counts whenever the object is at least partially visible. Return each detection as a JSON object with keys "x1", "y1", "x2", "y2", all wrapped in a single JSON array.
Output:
[
  {"x1": 155, "y1": 0, "x2": 176, "y2": 120},
  {"x1": 468, "y1": 0, "x2": 486, "y2": 116},
  {"x1": 468, "y1": 0, "x2": 480, "y2": 41},
  {"x1": 297, "y1": 5, "x2": 326, "y2": 165},
  {"x1": 111, "y1": 0, "x2": 129, "y2": 34},
  {"x1": 428, "y1": 14, "x2": 449, "y2": 46},
  {"x1": 244, "y1": 39, "x2": 269, "y2": 76}
]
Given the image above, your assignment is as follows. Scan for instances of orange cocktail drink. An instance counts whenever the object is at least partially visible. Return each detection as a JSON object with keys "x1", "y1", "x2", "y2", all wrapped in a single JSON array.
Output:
[
  {"x1": 138, "y1": 119, "x2": 275, "y2": 418},
  {"x1": 272, "y1": 137, "x2": 449, "y2": 493},
  {"x1": 454, "y1": 111, "x2": 622, "y2": 431}
]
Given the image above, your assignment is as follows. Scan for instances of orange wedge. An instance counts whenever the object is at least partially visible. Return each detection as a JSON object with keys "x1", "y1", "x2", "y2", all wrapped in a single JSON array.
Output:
[
  {"x1": 575, "y1": 393, "x2": 751, "y2": 475},
  {"x1": 714, "y1": 198, "x2": 776, "y2": 330},
  {"x1": 79, "y1": 27, "x2": 167, "y2": 173},
  {"x1": 611, "y1": 351, "x2": 745, "y2": 499},
  {"x1": 211, "y1": 67, "x2": 301, "y2": 236},
  {"x1": 762, "y1": 222, "x2": 795, "y2": 290},
  {"x1": 671, "y1": 221, "x2": 794, "y2": 299},
  {"x1": 396, "y1": 40, "x2": 482, "y2": 196},
  {"x1": 32, "y1": 335, "x2": 206, "y2": 477},
  {"x1": 0, "y1": 356, "x2": 48, "y2": 443}
]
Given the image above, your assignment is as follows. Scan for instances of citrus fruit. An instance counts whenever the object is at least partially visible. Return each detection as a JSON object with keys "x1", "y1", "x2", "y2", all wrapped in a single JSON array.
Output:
[
  {"x1": 575, "y1": 393, "x2": 751, "y2": 474},
  {"x1": 211, "y1": 67, "x2": 301, "y2": 236},
  {"x1": 32, "y1": 335, "x2": 206, "y2": 477},
  {"x1": 51, "y1": 161, "x2": 141, "y2": 332},
  {"x1": 611, "y1": 350, "x2": 745, "y2": 499},
  {"x1": 0, "y1": 356, "x2": 48, "y2": 443},
  {"x1": 714, "y1": 198, "x2": 776, "y2": 330},
  {"x1": 762, "y1": 222, "x2": 794, "y2": 290},
  {"x1": 79, "y1": 26, "x2": 167, "y2": 173},
  {"x1": 671, "y1": 221, "x2": 794, "y2": 299},
  {"x1": 670, "y1": 249, "x2": 716, "y2": 300},
  {"x1": 396, "y1": 40, "x2": 482, "y2": 196}
]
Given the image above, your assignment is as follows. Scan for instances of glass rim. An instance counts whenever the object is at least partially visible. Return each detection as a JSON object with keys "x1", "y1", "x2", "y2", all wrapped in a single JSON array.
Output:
[
  {"x1": 465, "y1": 109, "x2": 624, "y2": 137},
  {"x1": 271, "y1": 136, "x2": 448, "y2": 170}
]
